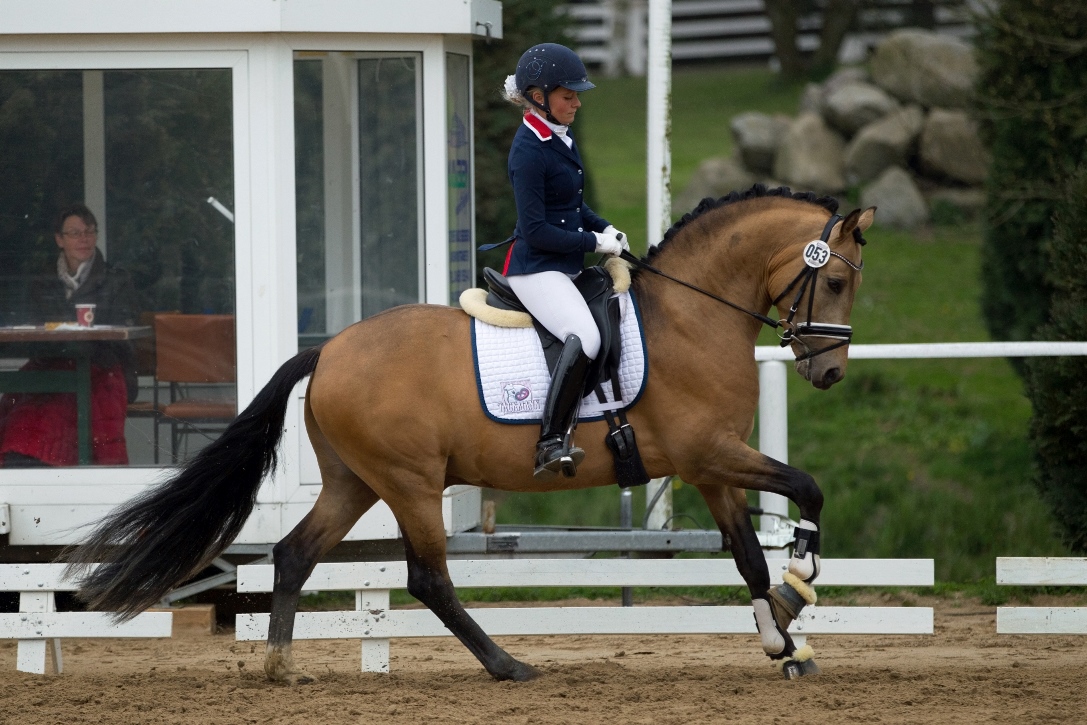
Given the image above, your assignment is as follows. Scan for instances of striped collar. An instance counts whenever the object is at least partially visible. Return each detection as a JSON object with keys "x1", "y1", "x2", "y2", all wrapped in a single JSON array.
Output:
[{"x1": 522, "y1": 111, "x2": 570, "y2": 143}]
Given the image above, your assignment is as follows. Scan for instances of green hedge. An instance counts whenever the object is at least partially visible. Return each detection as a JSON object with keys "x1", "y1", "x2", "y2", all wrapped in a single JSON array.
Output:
[
  {"x1": 975, "y1": 0, "x2": 1087, "y2": 345},
  {"x1": 976, "y1": 0, "x2": 1087, "y2": 553},
  {"x1": 1025, "y1": 168, "x2": 1087, "y2": 553}
]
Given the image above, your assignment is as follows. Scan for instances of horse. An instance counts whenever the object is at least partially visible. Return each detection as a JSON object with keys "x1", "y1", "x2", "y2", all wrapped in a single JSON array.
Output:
[{"x1": 65, "y1": 185, "x2": 874, "y2": 683}]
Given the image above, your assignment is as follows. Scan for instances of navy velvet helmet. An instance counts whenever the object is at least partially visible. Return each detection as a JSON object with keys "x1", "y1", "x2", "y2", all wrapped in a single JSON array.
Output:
[{"x1": 513, "y1": 43, "x2": 594, "y2": 119}]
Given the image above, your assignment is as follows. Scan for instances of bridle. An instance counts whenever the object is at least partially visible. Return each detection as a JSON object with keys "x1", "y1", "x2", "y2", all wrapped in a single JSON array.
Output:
[{"x1": 617, "y1": 213, "x2": 865, "y2": 363}]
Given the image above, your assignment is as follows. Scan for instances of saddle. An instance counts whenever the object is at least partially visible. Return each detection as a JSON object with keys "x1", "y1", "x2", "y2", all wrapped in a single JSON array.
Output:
[
  {"x1": 482, "y1": 266, "x2": 649, "y2": 489},
  {"x1": 483, "y1": 266, "x2": 620, "y2": 395}
]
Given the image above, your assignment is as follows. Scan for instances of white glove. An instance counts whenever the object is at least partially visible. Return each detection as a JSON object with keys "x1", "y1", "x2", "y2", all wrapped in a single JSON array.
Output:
[
  {"x1": 593, "y1": 231, "x2": 624, "y2": 256},
  {"x1": 603, "y1": 225, "x2": 629, "y2": 251}
]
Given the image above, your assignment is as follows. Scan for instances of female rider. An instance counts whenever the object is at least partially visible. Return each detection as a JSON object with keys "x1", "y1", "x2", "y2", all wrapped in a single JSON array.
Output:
[{"x1": 500, "y1": 43, "x2": 627, "y2": 480}]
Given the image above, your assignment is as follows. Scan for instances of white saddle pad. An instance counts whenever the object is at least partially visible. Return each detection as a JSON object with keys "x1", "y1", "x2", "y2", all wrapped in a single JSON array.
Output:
[{"x1": 472, "y1": 292, "x2": 648, "y2": 424}]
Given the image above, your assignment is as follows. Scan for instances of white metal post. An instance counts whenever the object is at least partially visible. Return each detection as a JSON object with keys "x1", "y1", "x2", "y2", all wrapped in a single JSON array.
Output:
[
  {"x1": 82, "y1": 70, "x2": 106, "y2": 254},
  {"x1": 643, "y1": 0, "x2": 673, "y2": 529},
  {"x1": 758, "y1": 360, "x2": 790, "y2": 556},
  {"x1": 646, "y1": 0, "x2": 671, "y2": 251}
]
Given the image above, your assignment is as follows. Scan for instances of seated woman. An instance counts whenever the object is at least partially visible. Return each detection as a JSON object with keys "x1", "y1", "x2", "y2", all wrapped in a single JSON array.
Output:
[{"x1": 0, "y1": 203, "x2": 139, "y2": 467}]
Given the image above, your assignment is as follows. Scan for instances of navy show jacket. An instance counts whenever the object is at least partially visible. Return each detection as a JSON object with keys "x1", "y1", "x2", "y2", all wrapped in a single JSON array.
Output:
[{"x1": 505, "y1": 113, "x2": 610, "y2": 276}]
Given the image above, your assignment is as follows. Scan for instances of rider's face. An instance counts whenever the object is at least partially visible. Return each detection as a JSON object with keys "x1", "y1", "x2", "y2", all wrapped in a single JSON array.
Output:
[{"x1": 534, "y1": 87, "x2": 581, "y2": 125}]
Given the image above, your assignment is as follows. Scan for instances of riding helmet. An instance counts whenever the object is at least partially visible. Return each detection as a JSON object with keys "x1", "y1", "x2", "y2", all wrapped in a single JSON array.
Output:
[{"x1": 513, "y1": 43, "x2": 594, "y2": 118}]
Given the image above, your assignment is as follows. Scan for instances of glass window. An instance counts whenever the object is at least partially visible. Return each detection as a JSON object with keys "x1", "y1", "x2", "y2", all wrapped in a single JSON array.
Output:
[
  {"x1": 295, "y1": 52, "x2": 424, "y2": 348},
  {"x1": 446, "y1": 53, "x2": 474, "y2": 305},
  {"x1": 0, "y1": 69, "x2": 236, "y2": 468}
]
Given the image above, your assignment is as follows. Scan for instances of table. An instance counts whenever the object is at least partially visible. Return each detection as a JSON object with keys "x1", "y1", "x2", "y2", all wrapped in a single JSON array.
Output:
[{"x1": 0, "y1": 326, "x2": 152, "y2": 465}]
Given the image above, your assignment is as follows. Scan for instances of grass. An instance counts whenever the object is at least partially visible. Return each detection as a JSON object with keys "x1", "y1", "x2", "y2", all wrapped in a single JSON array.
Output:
[{"x1": 486, "y1": 65, "x2": 1070, "y2": 584}]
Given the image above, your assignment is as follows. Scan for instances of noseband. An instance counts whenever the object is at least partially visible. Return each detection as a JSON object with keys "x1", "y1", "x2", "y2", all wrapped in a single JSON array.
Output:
[{"x1": 618, "y1": 213, "x2": 864, "y2": 363}]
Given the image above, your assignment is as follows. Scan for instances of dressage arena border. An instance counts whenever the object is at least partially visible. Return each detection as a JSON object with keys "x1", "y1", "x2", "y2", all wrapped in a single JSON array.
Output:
[
  {"x1": 0, "y1": 564, "x2": 173, "y2": 674},
  {"x1": 996, "y1": 557, "x2": 1087, "y2": 634},
  {"x1": 235, "y1": 558, "x2": 934, "y2": 673}
]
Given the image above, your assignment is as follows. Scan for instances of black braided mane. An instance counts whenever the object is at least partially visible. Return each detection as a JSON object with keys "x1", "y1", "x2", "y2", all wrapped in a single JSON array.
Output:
[{"x1": 643, "y1": 184, "x2": 859, "y2": 267}]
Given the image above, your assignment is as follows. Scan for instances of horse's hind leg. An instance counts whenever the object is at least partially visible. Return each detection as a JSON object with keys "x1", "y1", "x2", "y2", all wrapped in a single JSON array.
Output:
[
  {"x1": 394, "y1": 491, "x2": 540, "y2": 682},
  {"x1": 265, "y1": 406, "x2": 379, "y2": 683}
]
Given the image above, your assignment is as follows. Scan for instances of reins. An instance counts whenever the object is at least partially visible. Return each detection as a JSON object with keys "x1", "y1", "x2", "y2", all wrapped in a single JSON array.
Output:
[{"x1": 619, "y1": 213, "x2": 864, "y2": 362}]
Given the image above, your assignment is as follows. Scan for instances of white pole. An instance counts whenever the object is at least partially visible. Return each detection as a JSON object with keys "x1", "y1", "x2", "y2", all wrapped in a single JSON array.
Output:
[
  {"x1": 643, "y1": 0, "x2": 673, "y2": 531},
  {"x1": 82, "y1": 71, "x2": 106, "y2": 255},
  {"x1": 758, "y1": 360, "x2": 790, "y2": 557},
  {"x1": 646, "y1": 0, "x2": 671, "y2": 249}
]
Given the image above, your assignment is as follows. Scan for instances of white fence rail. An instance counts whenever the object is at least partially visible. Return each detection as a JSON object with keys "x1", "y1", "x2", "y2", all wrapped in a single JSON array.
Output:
[
  {"x1": 236, "y1": 558, "x2": 933, "y2": 673},
  {"x1": 754, "y1": 341, "x2": 1087, "y2": 542},
  {"x1": 996, "y1": 557, "x2": 1087, "y2": 635},
  {"x1": 0, "y1": 564, "x2": 173, "y2": 674}
]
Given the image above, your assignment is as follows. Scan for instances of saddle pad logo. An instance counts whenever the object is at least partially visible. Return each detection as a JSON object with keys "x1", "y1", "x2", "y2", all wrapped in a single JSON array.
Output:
[{"x1": 499, "y1": 381, "x2": 540, "y2": 414}]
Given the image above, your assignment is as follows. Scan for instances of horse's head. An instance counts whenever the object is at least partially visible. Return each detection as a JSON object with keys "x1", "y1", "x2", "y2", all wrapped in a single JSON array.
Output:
[{"x1": 770, "y1": 206, "x2": 874, "y2": 390}]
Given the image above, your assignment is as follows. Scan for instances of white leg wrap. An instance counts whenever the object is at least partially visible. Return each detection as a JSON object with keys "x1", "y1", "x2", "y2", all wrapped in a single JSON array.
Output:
[
  {"x1": 753, "y1": 598, "x2": 785, "y2": 656},
  {"x1": 788, "y1": 519, "x2": 821, "y2": 582}
]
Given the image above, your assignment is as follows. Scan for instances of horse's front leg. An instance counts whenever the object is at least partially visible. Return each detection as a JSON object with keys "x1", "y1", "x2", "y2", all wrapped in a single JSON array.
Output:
[
  {"x1": 685, "y1": 444, "x2": 824, "y2": 676},
  {"x1": 697, "y1": 484, "x2": 820, "y2": 678},
  {"x1": 396, "y1": 500, "x2": 540, "y2": 682}
]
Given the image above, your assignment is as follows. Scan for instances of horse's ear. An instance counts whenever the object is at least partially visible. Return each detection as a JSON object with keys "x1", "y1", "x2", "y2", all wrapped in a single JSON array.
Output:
[
  {"x1": 829, "y1": 209, "x2": 861, "y2": 245},
  {"x1": 856, "y1": 207, "x2": 876, "y2": 233}
]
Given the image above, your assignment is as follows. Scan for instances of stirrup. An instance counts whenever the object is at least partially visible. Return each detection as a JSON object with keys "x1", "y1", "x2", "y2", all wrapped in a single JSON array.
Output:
[{"x1": 533, "y1": 437, "x2": 585, "y2": 480}]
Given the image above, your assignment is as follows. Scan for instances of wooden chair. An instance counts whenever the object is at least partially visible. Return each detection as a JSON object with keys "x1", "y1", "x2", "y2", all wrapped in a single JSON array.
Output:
[{"x1": 153, "y1": 313, "x2": 237, "y2": 463}]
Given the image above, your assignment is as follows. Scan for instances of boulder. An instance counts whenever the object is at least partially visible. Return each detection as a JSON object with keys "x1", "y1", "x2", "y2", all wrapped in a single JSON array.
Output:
[
  {"x1": 822, "y1": 81, "x2": 901, "y2": 137},
  {"x1": 844, "y1": 105, "x2": 925, "y2": 185},
  {"x1": 919, "y1": 108, "x2": 990, "y2": 185},
  {"x1": 860, "y1": 166, "x2": 929, "y2": 229},
  {"x1": 730, "y1": 112, "x2": 791, "y2": 175},
  {"x1": 870, "y1": 29, "x2": 978, "y2": 109},
  {"x1": 798, "y1": 82, "x2": 823, "y2": 115},
  {"x1": 673, "y1": 155, "x2": 756, "y2": 214},
  {"x1": 822, "y1": 66, "x2": 870, "y2": 99},
  {"x1": 772, "y1": 113, "x2": 847, "y2": 194}
]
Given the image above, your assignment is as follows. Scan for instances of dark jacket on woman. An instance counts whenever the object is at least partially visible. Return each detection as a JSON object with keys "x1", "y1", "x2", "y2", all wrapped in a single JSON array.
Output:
[
  {"x1": 25, "y1": 249, "x2": 140, "y2": 401},
  {"x1": 505, "y1": 113, "x2": 610, "y2": 276}
]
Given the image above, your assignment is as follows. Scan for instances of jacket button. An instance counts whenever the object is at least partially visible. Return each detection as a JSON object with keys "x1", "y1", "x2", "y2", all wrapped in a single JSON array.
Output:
[
  {"x1": 561, "y1": 219, "x2": 566, "y2": 223},
  {"x1": 578, "y1": 227, "x2": 584, "y2": 232},
  {"x1": 578, "y1": 189, "x2": 582, "y2": 194},
  {"x1": 576, "y1": 207, "x2": 580, "y2": 212},
  {"x1": 578, "y1": 169, "x2": 583, "y2": 175}
]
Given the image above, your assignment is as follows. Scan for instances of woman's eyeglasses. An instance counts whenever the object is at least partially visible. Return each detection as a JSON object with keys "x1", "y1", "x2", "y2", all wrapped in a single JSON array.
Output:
[{"x1": 60, "y1": 228, "x2": 98, "y2": 239}]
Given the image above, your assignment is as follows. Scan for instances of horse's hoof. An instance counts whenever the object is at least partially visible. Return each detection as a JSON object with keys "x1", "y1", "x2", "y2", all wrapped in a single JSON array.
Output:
[
  {"x1": 781, "y1": 657, "x2": 820, "y2": 680},
  {"x1": 495, "y1": 660, "x2": 542, "y2": 682},
  {"x1": 287, "y1": 673, "x2": 316, "y2": 686}
]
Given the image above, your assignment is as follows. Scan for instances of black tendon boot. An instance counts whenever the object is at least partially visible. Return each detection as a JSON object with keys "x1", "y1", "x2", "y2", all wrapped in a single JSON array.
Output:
[{"x1": 534, "y1": 334, "x2": 592, "y2": 480}]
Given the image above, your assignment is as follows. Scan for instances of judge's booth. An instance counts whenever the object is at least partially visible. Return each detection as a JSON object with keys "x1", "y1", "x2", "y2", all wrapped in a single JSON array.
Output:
[{"x1": 0, "y1": 0, "x2": 501, "y2": 560}]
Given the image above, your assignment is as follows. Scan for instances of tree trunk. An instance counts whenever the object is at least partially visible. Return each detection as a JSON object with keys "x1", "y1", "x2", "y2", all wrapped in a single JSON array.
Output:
[
  {"x1": 763, "y1": 0, "x2": 805, "y2": 78},
  {"x1": 811, "y1": 0, "x2": 861, "y2": 75}
]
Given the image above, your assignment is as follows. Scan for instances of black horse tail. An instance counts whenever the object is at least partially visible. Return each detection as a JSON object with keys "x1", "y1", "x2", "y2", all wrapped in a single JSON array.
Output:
[{"x1": 64, "y1": 345, "x2": 323, "y2": 619}]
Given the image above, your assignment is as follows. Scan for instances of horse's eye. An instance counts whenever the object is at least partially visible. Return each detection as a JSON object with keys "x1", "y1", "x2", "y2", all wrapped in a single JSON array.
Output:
[{"x1": 827, "y1": 278, "x2": 844, "y2": 294}]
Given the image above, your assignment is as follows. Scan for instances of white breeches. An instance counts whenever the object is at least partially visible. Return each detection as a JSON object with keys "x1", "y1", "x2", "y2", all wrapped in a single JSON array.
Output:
[{"x1": 507, "y1": 271, "x2": 601, "y2": 360}]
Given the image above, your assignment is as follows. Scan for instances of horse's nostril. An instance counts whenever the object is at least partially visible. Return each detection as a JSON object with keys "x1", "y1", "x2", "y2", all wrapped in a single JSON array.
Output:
[{"x1": 823, "y1": 368, "x2": 842, "y2": 386}]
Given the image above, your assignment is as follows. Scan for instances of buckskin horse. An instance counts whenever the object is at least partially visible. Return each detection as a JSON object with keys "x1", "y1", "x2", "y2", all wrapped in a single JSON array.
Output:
[{"x1": 66, "y1": 185, "x2": 874, "y2": 682}]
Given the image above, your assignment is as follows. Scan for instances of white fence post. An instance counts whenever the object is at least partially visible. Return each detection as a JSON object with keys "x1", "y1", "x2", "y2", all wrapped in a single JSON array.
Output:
[
  {"x1": 758, "y1": 359, "x2": 791, "y2": 555},
  {"x1": 16, "y1": 592, "x2": 61, "y2": 675},
  {"x1": 356, "y1": 589, "x2": 391, "y2": 673}
]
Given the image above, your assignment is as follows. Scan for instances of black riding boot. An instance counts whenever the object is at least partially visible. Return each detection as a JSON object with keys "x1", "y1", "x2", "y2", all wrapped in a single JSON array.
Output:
[{"x1": 534, "y1": 334, "x2": 592, "y2": 480}]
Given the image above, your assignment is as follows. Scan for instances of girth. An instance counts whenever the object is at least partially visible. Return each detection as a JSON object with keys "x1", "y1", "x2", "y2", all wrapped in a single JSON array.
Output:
[{"x1": 483, "y1": 266, "x2": 622, "y2": 395}]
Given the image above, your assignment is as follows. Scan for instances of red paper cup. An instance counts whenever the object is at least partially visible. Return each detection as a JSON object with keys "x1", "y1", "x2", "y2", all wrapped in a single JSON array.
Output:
[{"x1": 75, "y1": 303, "x2": 96, "y2": 327}]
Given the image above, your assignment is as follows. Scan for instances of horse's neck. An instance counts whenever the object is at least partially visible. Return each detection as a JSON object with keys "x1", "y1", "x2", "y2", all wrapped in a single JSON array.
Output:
[{"x1": 635, "y1": 216, "x2": 786, "y2": 346}]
